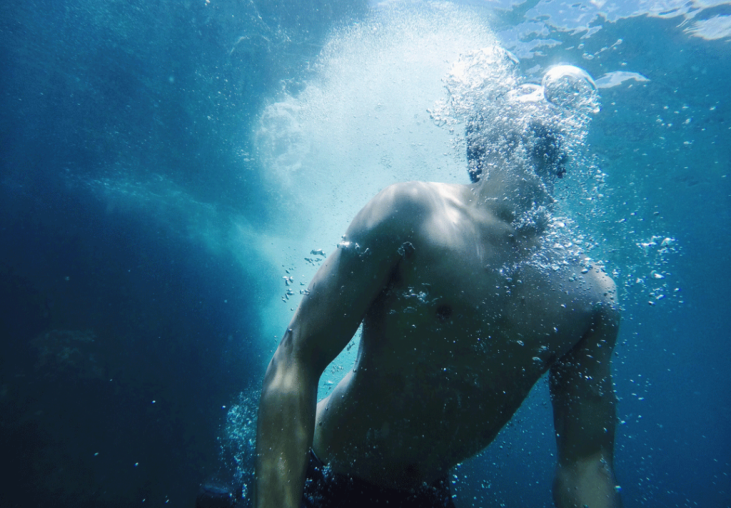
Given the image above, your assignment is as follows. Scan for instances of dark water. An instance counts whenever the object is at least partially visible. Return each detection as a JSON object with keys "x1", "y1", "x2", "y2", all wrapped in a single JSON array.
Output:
[{"x1": 0, "y1": 1, "x2": 729, "y2": 507}]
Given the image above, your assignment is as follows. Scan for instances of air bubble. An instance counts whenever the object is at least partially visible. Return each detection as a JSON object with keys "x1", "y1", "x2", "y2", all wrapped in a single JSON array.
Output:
[{"x1": 542, "y1": 65, "x2": 600, "y2": 114}]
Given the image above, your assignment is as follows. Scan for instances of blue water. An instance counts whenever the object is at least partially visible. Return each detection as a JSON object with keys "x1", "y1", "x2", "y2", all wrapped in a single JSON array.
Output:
[{"x1": 1, "y1": 0, "x2": 729, "y2": 506}]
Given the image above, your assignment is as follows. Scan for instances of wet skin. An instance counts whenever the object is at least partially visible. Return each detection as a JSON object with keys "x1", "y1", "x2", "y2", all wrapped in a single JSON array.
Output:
[
  {"x1": 256, "y1": 179, "x2": 622, "y2": 508},
  {"x1": 314, "y1": 181, "x2": 615, "y2": 485}
]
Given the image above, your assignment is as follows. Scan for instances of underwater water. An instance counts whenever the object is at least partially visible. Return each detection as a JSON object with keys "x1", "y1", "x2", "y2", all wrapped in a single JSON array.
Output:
[{"x1": 0, "y1": 0, "x2": 729, "y2": 506}]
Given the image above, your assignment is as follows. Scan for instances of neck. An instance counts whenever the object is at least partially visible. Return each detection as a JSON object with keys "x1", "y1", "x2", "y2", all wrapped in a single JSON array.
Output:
[{"x1": 469, "y1": 158, "x2": 556, "y2": 236}]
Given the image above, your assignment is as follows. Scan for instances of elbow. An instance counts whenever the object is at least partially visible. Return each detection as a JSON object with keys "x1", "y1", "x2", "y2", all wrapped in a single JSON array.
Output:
[
  {"x1": 261, "y1": 339, "x2": 318, "y2": 400},
  {"x1": 261, "y1": 355, "x2": 280, "y2": 394},
  {"x1": 262, "y1": 351, "x2": 296, "y2": 396},
  {"x1": 262, "y1": 329, "x2": 296, "y2": 388}
]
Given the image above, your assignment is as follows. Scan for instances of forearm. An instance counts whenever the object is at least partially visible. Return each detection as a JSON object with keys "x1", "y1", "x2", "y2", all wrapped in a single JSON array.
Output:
[
  {"x1": 255, "y1": 358, "x2": 318, "y2": 508},
  {"x1": 553, "y1": 457, "x2": 622, "y2": 508}
]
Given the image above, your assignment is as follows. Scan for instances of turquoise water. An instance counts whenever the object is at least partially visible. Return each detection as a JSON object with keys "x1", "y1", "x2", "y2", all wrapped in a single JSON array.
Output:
[{"x1": 0, "y1": 0, "x2": 728, "y2": 506}]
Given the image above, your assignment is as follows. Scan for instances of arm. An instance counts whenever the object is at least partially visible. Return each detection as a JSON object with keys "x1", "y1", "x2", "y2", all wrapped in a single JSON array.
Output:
[
  {"x1": 550, "y1": 297, "x2": 622, "y2": 508},
  {"x1": 254, "y1": 184, "x2": 424, "y2": 508}
]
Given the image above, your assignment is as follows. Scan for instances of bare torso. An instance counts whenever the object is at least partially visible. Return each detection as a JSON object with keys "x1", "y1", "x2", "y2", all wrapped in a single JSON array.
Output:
[{"x1": 313, "y1": 182, "x2": 614, "y2": 488}]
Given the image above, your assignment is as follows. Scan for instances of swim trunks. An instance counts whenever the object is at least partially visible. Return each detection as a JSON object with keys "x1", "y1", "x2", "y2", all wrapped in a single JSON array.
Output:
[{"x1": 302, "y1": 450, "x2": 456, "y2": 508}]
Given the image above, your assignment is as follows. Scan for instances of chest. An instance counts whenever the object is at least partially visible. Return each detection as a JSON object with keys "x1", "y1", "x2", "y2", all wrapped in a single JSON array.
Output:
[{"x1": 371, "y1": 236, "x2": 597, "y2": 371}]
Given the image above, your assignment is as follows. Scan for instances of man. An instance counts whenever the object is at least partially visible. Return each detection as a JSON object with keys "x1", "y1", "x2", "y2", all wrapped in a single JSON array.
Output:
[{"x1": 255, "y1": 64, "x2": 622, "y2": 508}]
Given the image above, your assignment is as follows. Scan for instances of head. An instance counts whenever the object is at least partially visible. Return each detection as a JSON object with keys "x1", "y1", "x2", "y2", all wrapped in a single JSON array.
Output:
[
  {"x1": 466, "y1": 65, "x2": 598, "y2": 184},
  {"x1": 466, "y1": 86, "x2": 567, "y2": 183}
]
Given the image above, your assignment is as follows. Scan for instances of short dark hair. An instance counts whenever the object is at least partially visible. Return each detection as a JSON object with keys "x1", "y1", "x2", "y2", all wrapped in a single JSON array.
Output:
[
  {"x1": 528, "y1": 119, "x2": 567, "y2": 179},
  {"x1": 465, "y1": 106, "x2": 567, "y2": 182}
]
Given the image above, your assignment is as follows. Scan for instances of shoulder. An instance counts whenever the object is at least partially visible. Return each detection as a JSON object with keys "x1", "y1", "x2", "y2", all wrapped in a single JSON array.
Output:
[
  {"x1": 350, "y1": 181, "x2": 448, "y2": 237},
  {"x1": 363, "y1": 181, "x2": 445, "y2": 219},
  {"x1": 341, "y1": 181, "x2": 464, "y2": 263},
  {"x1": 582, "y1": 267, "x2": 620, "y2": 329}
]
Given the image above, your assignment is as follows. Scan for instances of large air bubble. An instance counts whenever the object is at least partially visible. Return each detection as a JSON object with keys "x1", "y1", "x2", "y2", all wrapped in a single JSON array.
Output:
[{"x1": 542, "y1": 65, "x2": 600, "y2": 115}]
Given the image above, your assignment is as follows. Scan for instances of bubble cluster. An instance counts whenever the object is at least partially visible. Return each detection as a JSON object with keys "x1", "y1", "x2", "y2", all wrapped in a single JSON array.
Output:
[
  {"x1": 430, "y1": 48, "x2": 600, "y2": 185},
  {"x1": 220, "y1": 390, "x2": 259, "y2": 487},
  {"x1": 429, "y1": 46, "x2": 522, "y2": 126}
]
